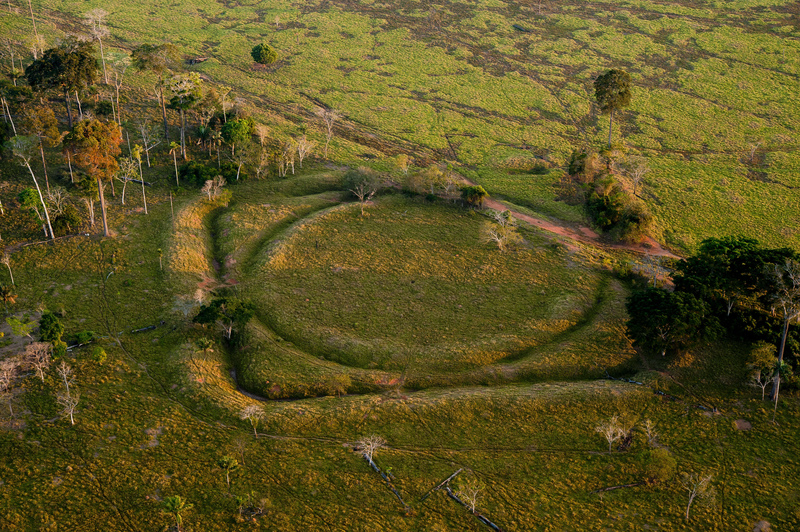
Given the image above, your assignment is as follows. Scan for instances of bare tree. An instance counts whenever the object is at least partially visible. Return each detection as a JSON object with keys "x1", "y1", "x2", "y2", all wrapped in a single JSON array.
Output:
[
  {"x1": 45, "y1": 187, "x2": 70, "y2": 217},
  {"x1": 56, "y1": 361, "x2": 74, "y2": 397},
  {"x1": 641, "y1": 419, "x2": 658, "y2": 446},
  {"x1": 454, "y1": 477, "x2": 483, "y2": 514},
  {"x1": 56, "y1": 389, "x2": 80, "y2": 425},
  {"x1": 482, "y1": 209, "x2": 522, "y2": 252},
  {"x1": 115, "y1": 156, "x2": 137, "y2": 205},
  {"x1": 750, "y1": 368, "x2": 774, "y2": 401},
  {"x1": 0, "y1": 358, "x2": 18, "y2": 416},
  {"x1": 8, "y1": 135, "x2": 54, "y2": 239},
  {"x1": 84, "y1": 9, "x2": 110, "y2": 84},
  {"x1": 680, "y1": 472, "x2": 715, "y2": 521},
  {"x1": 200, "y1": 176, "x2": 226, "y2": 200},
  {"x1": 315, "y1": 107, "x2": 340, "y2": 159},
  {"x1": 618, "y1": 155, "x2": 648, "y2": 197},
  {"x1": 295, "y1": 135, "x2": 315, "y2": 168},
  {"x1": 239, "y1": 404, "x2": 264, "y2": 438},
  {"x1": 137, "y1": 119, "x2": 161, "y2": 167},
  {"x1": 595, "y1": 415, "x2": 625, "y2": 453},
  {"x1": 356, "y1": 434, "x2": 385, "y2": 467},
  {"x1": 24, "y1": 342, "x2": 52, "y2": 381},
  {"x1": 1, "y1": 251, "x2": 13, "y2": 286}
]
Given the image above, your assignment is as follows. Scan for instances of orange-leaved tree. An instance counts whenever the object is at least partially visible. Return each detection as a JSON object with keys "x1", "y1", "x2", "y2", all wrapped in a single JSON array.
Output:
[{"x1": 63, "y1": 119, "x2": 122, "y2": 237}]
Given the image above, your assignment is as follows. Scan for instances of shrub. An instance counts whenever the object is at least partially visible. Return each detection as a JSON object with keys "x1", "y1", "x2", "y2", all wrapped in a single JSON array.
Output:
[
  {"x1": 251, "y1": 43, "x2": 278, "y2": 65},
  {"x1": 91, "y1": 346, "x2": 107, "y2": 364},
  {"x1": 460, "y1": 185, "x2": 488, "y2": 208},
  {"x1": 52, "y1": 340, "x2": 67, "y2": 359},
  {"x1": 95, "y1": 101, "x2": 113, "y2": 116},
  {"x1": 52, "y1": 205, "x2": 82, "y2": 236},
  {"x1": 39, "y1": 311, "x2": 64, "y2": 343},
  {"x1": 179, "y1": 161, "x2": 240, "y2": 187},
  {"x1": 74, "y1": 330, "x2": 97, "y2": 344},
  {"x1": 640, "y1": 448, "x2": 677, "y2": 484}
]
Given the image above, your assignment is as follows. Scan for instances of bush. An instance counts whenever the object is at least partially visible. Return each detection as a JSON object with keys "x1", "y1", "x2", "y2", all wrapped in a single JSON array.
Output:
[
  {"x1": 179, "y1": 161, "x2": 240, "y2": 187},
  {"x1": 52, "y1": 340, "x2": 67, "y2": 359},
  {"x1": 640, "y1": 448, "x2": 677, "y2": 484},
  {"x1": 95, "y1": 101, "x2": 113, "y2": 116},
  {"x1": 91, "y1": 346, "x2": 107, "y2": 364},
  {"x1": 39, "y1": 311, "x2": 65, "y2": 343},
  {"x1": 251, "y1": 43, "x2": 278, "y2": 65},
  {"x1": 73, "y1": 330, "x2": 97, "y2": 344},
  {"x1": 460, "y1": 185, "x2": 488, "y2": 208},
  {"x1": 52, "y1": 205, "x2": 82, "y2": 236}
]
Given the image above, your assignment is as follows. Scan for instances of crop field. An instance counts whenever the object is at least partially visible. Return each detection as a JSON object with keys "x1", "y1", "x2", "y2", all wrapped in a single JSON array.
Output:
[{"x1": 1, "y1": 0, "x2": 800, "y2": 530}]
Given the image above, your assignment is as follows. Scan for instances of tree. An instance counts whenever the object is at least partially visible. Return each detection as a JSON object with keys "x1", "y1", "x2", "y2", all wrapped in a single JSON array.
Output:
[
  {"x1": 63, "y1": 119, "x2": 123, "y2": 237},
  {"x1": 680, "y1": 472, "x2": 715, "y2": 522},
  {"x1": 22, "y1": 105, "x2": 61, "y2": 192},
  {"x1": 193, "y1": 298, "x2": 255, "y2": 340},
  {"x1": 343, "y1": 167, "x2": 380, "y2": 216},
  {"x1": 161, "y1": 496, "x2": 193, "y2": 531},
  {"x1": 131, "y1": 43, "x2": 179, "y2": 139},
  {"x1": 217, "y1": 455, "x2": 239, "y2": 490},
  {"x1": 56, "y1": 389, "x2": 80, "y2": 425},
  {"x1": 24, "y1": 342, "x2": 52, "y2": 381},
  {"x1": 239, "y1": 404, "x2": 264, "y2": 438},
  {"x1": 115, "y1": 156, "x2": 137, "y2": 205},
  {"x1": 75, "y1": 174, "x2": 98, "y2": 228},
  {"x1": 295, "y1": 135, "x2": 315, "y2": 168},
  {"x1": 454, "y1": 477, "x2": 484, "y2": 514},
  {"x1": 482, "y1": 209, "x2": 522, "y2": 252},
  {"x1": 6, "y1": 135, "x2": 54, "y2": 239},
  {"x1": 169, "y1": 141, "x2": 181, "y2": 186},
  {"x1": 764, "y1": 260, "x2": 800, "y2": 405},
  {"x1": 136, "y1": 119, "x2": 161, "y2": 167},
  {"x1": 107, "y1": 51, "x2": 130, "y2": 125},
  {"x1": 25, "y1": 38, "x2": 98, "y2": 128},
  {"x1": 84, "y1": 9, "x2": 110, "y2": 84},
  {"x1": 221, "y1": 117, "x2": 254, "y2": 157},
  {"x1": 6, "y1": 316, "x2": 34, "y2": 338},
  {"x1": 169, "y1": 73, "x2": 202, "y2": 160},
  {"x1": 595, "y1": 414, "x2": 625, "y2": 453},
  {"x1": 1, "y1": 252, "x2": 13, "y2": 286},
  {"x1": 357, "y1": 435, "x2": 385, "y2": 468},
  {"x1": 0, "y1": 358, "x2": 18, "y2": 416},
  {"x1": 251, "y1": 43, "x2": 278, "y2": 65},
  {"x1": 200, "y1": 176, "x2": 225, "y2": 200},
  {"x1": 0, "y1": 285, "x2": 17, "y2": 314},
  {"x1": 315, "y1": 107, "x2": 340, "y2": 159},
  {"x1": 132, "y1": 144, "x2": 147, "y2": 214},
  {"x1": 626, "y1": 287, "x2": 718, "y2": 357},
  {"x1": 39, "y1": 311, "x2": 64, "y2": 343},
  {"x1": 594, "y1": 69, "x2": 632, "y2": 147},
  {"x1": 460, "y1": 185, "x2": 488, "y2": 208}
]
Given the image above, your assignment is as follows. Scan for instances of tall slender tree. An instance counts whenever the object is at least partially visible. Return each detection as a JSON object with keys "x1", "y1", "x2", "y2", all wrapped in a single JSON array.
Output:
[
  {"x1": 6, "y1": 135, "x2": 54, "y2": 239},
  {"x1": 63, "y1": 120, "x2": 123, "y2": 237},
  {"x1": 594, "y1": 69, "x2": 632, "y2": 147},
  {"x1": 84, "y1": 8, "x2": 110, "y2": 84},
  {"x1": 168, "y1": 73, "x2": 202, "y2": 160},
  {"x1": 131, "y1": 43, "x2": 179, "y2": 140}
]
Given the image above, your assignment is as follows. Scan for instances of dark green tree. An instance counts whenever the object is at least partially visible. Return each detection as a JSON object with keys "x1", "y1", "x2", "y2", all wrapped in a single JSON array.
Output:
[
  {"x1": 460, "y1": 185, "x2": 488, "y2": 208},
  {"x1": 221, "y1": 118, "x2": 254, "y2": 156},
  {"x1": 626, "y1": 287, "x2": 718, "y2": 357},
  {"x1": 193, "y1": 298, "x2": 255, "y2": 340},
  {"x1": 39, "y1": 311, "x2": 64, "y2": 343},
  {"x1": 594, "y1": 69, "x2": 632, "y2": 147},
  {"x1": 250, "y1": 43, "x2": 278, "y2": 65},
  {"x1": 25, "y1": 38, "x2": 98, "y2": 128},
  {"x1": 131, "y1": 43, "x2": 180, "y2": 139}
]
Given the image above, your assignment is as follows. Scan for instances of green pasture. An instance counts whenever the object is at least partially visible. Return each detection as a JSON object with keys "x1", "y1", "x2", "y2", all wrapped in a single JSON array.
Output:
[{"x1": 7, "y1": 0, "x2": 797, "y2": 251}]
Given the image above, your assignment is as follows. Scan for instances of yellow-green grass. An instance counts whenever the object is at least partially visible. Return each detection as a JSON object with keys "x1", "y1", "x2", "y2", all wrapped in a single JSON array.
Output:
[{"x1": 16, "y1": 0, "x2": 800, "y2": 252}]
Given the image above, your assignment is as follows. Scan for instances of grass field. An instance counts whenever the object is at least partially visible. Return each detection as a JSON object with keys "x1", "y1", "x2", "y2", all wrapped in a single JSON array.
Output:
[{"x1": 1, "y1": 0, "x2": 800, "y2": 530}]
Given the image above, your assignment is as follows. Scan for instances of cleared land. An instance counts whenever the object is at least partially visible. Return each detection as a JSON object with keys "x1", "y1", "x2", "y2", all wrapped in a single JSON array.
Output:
[{"x1": 0, "y1": 0, "x2": 799, "y2": 530}]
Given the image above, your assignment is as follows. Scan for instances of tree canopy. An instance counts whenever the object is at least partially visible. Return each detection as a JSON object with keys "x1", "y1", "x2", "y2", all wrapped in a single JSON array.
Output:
[
  {"x1": 594, "y1": 69, "x2": 631, "y2": 146},
  {"x1": 251, "y1": 43, "x2": 278, "y2": 65}
]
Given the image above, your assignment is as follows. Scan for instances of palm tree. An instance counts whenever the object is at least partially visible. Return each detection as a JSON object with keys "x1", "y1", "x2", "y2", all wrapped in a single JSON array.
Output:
[
  {"x1": 210, "y1": 130, "x2": 223, "y2": 168},
  {"x1": 217, "y1": 455, "x2": 239, "y2": 490},
  {"x1": 0, "y1": 284, "x2": 17, "y2": 315},
  {"x1": 162, "y1": 496, "x2": 193, "y2": 531}
]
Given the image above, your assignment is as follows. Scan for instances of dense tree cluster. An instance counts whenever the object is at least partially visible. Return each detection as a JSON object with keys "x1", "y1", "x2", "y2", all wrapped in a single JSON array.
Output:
[{"x1": 626, "y1": 236, "x2": 800, "y2": 396}]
